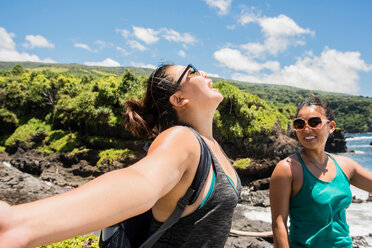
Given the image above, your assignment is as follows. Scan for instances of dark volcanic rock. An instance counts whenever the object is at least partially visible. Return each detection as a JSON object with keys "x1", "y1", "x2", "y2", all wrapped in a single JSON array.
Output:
[
  {"x1": 217, "y1": 129, "x2": 301, "y2": 161},
  {"x1": 239, "y1": 187, "x2": 270, "y2": 207},
  {"x1": 0, "y1": 161, "x2": 62, "y2": 205},
  {"x1": 226, "y1": 204, "x2": 273, "y2": 248},
  {"x1": 325, "y1": 129, "x2": 348, "y2": 153}
]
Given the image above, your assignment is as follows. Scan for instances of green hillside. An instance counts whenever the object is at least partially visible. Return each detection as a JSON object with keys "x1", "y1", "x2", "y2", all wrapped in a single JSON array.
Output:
[
  {"x1": 226, "y1": 80, "x2": 372, "y2": 133},
  {"x1": 1, "y1": 61, "x2": 371, "y2": 133}
]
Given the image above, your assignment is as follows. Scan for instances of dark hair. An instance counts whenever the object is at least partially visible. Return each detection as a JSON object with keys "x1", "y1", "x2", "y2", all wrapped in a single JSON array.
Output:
[
  {"x1": 124, "y1": 64, "x2": 181, "y2": 138},
  {"x1": 296, "y1": 93, "x2": 335, "y2": 121}
]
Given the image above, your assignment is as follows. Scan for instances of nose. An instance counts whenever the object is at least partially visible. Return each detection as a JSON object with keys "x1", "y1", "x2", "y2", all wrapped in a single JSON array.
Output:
[{"x1": 200, "y1": 71, "x2": 207, "y2": 78}]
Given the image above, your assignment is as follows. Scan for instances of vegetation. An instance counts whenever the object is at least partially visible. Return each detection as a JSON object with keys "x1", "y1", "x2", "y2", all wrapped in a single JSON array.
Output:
[
  {"x1": 227, "y1": 80, "x2": 372, "y2": 133},
  {"x1": 37, "y1": 235, "x2": 99, "y2": 248},
  {"x1": 97, "y1": 148, "x2": 134, "y2": 167},
  {"x1": 233, "y1": 158, "x2": 251, "y2": 170},
  {"x1": 0, "y1": 62, "x2": 370, "y2": 163},
  {"x1": 213, "y1": 81, "x2": 288, "y2": 139}
]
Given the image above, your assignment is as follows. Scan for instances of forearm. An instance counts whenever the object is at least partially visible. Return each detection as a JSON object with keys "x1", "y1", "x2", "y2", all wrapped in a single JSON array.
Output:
[
  {"x1": 10, "y1": 167, "x2": 160, "y2": 247},
  {"x1": 272, "y1": 223, "x2": 290, "y2": 248}
]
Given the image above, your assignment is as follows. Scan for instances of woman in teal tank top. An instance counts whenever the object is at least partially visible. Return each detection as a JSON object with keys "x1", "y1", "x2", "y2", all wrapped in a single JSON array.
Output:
[{"x1": 270, "y1": 95, "x2": 372, "y2": 247}]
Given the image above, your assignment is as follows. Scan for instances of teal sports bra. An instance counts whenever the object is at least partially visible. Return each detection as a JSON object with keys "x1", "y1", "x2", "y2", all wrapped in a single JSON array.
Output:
[{"x1": 289, "y1": 152, "x2": 353, "y2": 247}]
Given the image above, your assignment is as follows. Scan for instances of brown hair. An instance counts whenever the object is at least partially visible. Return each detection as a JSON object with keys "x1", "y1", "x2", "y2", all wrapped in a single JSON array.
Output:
[
  {"x1": 296, "y1": 93, "x2": 335, "y2": 121},
  {"x1": 124, "y1": 64, "x2": 181, "y2": 138}
]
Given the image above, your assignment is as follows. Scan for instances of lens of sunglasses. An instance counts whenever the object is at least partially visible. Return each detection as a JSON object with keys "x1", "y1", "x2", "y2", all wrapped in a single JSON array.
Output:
[
  {"x1": 293, "y1": 117, "x2": 323, "y2": 130},
  {"x1": 188, "y1": 66, "x2": 200, "y2": 78},
  {"x1": 293, "y1": 119, "x2": 306, "y2": 130},
  {"x1": 307, "y1": 117, "x2": 322, "y2": 128}
]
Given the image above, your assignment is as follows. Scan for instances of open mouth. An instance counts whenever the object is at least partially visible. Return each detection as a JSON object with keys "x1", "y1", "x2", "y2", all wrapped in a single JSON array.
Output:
[{"x1": 304, "y1": 136, "x2": 316, "y2": 141}]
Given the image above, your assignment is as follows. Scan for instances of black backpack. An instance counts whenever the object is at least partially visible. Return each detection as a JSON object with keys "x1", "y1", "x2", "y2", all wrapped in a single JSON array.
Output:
[{"x1": 99, "y1": 126, "x2": 211, "y2": 248}]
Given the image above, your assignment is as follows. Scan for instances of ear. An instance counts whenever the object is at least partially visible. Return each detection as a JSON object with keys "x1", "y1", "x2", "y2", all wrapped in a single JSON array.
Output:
[
  {"x1": 169, "y1": 93, "x2": 189, "y2": 108},
  {"x1": 329, "y1": 120, "x2": 336, "y2": 134}
]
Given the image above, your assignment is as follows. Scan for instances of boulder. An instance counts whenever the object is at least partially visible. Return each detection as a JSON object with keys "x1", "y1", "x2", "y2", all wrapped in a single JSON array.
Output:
[
  {"x1": 0, "y1": 162, "x2": 62, "y2": 205},
  {"x1": 325, "y1": 129, "x2": 347, "y2": 153}
]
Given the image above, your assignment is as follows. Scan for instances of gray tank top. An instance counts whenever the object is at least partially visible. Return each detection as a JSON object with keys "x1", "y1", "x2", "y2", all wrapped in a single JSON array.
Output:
[{"x1": 149, "y1": 147, "x2": 242, "y2": 247}]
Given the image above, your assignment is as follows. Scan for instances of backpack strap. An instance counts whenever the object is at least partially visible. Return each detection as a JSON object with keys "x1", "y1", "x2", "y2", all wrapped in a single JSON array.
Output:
[{"x1": 140, "y1": 125, "x2": 211, "y2": 248}]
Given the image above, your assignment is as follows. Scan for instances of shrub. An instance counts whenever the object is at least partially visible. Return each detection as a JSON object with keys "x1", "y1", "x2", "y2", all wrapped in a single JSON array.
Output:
[
  {"x1": 37, "y1": 234, "x2": 99, "y2": 248},
  {"x1": 97, "y1": 148, "x2": 134, "y2": 167}
]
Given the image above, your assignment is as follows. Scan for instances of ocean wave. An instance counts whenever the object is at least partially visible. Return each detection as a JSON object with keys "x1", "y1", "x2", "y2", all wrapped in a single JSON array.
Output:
[
  {"x1": 346, "y1": 136, "x2": 372, "y2": 141},
  {"x1": 353, "y1": 150, "x2": 366, "y2": 154},
  {"x1": 348, "y1": 145, "x2": 372, "y2": 148}
]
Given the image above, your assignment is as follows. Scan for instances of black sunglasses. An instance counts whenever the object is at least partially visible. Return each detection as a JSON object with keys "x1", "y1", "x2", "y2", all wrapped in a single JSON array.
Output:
[
  {"x1": 176, "y1": 64, "x2": 200, "y2": 85},
  {"x1": 293, "y1": 117, "x2": 330, "y2": 130}
]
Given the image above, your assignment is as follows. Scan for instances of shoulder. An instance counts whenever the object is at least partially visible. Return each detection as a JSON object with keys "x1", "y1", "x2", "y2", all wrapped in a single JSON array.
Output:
[
  {"x1": 328, "y1": 153, "x2": 358, "y2": 175},
  {"x1": 272, "y1": 154, "x2": 300, "y2": 180},
  {"x1": 148, "y1": 126, "x2": 200, "y2": 156},
  {"x1": 328, "y1": 153, "x2": 355, "y2": 164}
]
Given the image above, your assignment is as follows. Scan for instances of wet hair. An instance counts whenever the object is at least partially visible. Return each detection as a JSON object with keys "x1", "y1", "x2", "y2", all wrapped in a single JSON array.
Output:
[
  {"x1": 296, "y1": 93, "x2": 335, "y2": 121},
  {"x1": 124, "y1": 64, "x2": 181, "y2": 138}
]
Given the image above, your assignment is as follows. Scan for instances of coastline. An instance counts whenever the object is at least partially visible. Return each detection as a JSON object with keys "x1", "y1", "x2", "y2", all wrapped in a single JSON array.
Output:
[{"x1": 1, "y1": 142, "x2": 372, "y2": 247}]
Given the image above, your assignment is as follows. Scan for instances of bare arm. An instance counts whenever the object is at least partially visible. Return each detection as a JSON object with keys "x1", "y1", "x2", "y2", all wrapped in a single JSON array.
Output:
[
  {"x1": 270, "y1": 160, "x2": 292, "y2": 248},
  {"x1": 343, "y1": 156, "x2": 372, "y2": 193},
  {"x1": 0, "y1": 126, "x2": 199, "y2": 248}
]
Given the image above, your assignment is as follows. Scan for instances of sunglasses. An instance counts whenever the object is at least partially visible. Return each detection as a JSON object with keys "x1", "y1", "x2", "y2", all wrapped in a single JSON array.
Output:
[
  {"x1": 176, "y1": 64, "x2": 200, "y2": 85},
  {"x1": 293, "y1": 117, "x2": 330, "y2": 130}
]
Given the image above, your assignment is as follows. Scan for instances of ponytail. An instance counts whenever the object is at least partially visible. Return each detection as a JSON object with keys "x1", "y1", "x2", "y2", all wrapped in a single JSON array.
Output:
[{"x1": 124, "y1": 64, "x2": 179, "y2": 138}]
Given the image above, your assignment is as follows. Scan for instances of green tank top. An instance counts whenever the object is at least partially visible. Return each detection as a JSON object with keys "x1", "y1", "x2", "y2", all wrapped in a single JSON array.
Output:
[{"x1": 289, "y1": 152, "x2": 353, "y2": 247}]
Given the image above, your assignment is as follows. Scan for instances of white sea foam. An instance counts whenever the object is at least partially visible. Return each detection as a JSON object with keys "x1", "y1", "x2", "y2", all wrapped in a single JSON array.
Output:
[
  {"x1": 348, "y1": 145, "x2": 372, "y2": 148},
  {"x1": 353, "y1": 150, "x2": 366, "y2": 154},
  {"x1": 346, "y1": 136, "x2": 372, "y2": 141}
]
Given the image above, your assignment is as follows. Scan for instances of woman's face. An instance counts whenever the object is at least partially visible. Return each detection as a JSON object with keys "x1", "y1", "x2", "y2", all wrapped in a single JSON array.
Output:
[
  {"x1": 295, "y1": 105, "x2": 335, "y2": 150},
  {"x1": 170, "y1": 65, "x2": 223, "y2": 107}
]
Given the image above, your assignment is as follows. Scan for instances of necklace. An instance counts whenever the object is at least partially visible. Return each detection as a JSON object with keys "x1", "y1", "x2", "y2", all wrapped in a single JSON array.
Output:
[
  {"x1": 302, "y1": 152, "x2": 328, "y2": 173},
  {"x1": 309, "y1": 159, "x2": 328, "y2": 172}
]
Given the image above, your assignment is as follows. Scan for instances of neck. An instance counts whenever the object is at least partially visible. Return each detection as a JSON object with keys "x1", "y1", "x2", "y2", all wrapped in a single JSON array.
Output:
[
  {"x1": 177, "y1": 111, "x2": 214, "y2": 141},
  {"x1": 301, "y1": 148, "x2": 328, "y2": 166}
]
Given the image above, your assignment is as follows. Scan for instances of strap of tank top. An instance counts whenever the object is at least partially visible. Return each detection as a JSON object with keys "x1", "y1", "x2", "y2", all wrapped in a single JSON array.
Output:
[
  {"x1": 139, "y1": 124, "x2": 212, "y2": 248},
  {"x1": 177, "y1": 124, "x2": 212, "y2": 204},
  {"x1": 295, "y1": 152, "x2": 306, "y2": 169}
]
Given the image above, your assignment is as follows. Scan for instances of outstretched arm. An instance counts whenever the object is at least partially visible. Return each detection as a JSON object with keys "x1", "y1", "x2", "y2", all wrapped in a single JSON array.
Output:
[
  {"x1": 0, "y1": 126, "x2": 199, "y2": 248},
  {"x1": 343, "y1": 156, "x2": 372, "y2": 193},
  {"x1": 270, "y1": 160, "x2": 292, "y2": 248}
]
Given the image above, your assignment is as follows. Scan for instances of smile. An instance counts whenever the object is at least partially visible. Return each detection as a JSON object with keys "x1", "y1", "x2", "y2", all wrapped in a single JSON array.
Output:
[{"x1": 304, "y1": 136, "x2": 315, "y2": 140}]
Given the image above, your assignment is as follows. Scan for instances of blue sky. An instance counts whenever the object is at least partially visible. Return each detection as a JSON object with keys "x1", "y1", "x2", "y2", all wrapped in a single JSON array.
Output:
[{"x1": 1, "y1": 0, "x2": 372, "y2": 96}]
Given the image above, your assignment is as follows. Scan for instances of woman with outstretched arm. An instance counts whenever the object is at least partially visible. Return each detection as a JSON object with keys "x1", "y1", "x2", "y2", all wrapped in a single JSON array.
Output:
[{"x1": 0, "y1": 64, "x2": 241, "y2": 248}]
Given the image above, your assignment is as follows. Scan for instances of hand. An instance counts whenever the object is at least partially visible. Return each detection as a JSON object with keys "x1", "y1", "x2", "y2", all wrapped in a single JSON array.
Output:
[{"x1": 0, "y1": 201, "x2": 29, "y2": 248}]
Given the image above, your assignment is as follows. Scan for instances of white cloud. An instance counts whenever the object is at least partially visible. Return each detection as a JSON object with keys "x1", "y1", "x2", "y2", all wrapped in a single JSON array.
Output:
[
  {"x1": 231, "y1": 47, "x2": 372, "y2": 94},
  {"x1": 116, "y1": 46, "x2": 131, "y2": 56},
  {"x1": 214, "y1": 48, "x2": 280, "y2": 73},
  {"x1": 0, "y1": 27, "x2": 16, "y2": 50},
  {"x1": 207, "y1": 72, "x2": 220, "y2": 78},
  {"x1": 84, "y1": 58, "x2": 121, "y2": 67},
  {"x1": 161, "y1": 28, "x2": 197, "y2": 45},
  {"x1": 128, "y1": 40, "x2": 147, "y2": 51},
  {"x1": 0, "y1": 27, "x2": 55, "y2": 62},
  {"x1": 115, "y1": 28, "x2": 131, "y2": 38},
  {"x1": 95, "y1": 40, "x2": 113, "y2": 49},
  {"x1": 204, "y1": 0, "x2": 232, "y2": 15},
  {"x1": 24, "y1": 34, "x2": 55, "y2": 49},
  {"x1": 178, "y1": 50, "x2": 186, "y2": 57},
  {"x1": 74, "y1": 43, "x2": 91, "y2": 51},
  {"x1": 130, "y1": 62, "x2": 156, "y2": 69},
  {"x1": 116, "y1": 26, "x2": 198, "y2": 53},
  {"x1": 239, "y1": 13, "x2": 314, "y2": 57},
  {"x1": 133, "y1": 26, "x2": 159, "y2": 45},
  {"x1": 260, "y1": 14, "x2": 313, "y2": 37}
]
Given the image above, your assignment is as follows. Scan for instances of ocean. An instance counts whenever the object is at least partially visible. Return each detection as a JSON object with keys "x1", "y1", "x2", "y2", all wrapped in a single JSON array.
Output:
[
  {"x1": 244, "y1": 132, "x2": 372, "y2": 246},
  {"x1": 342, "y1": 133, "x2": 372, "y2": 244}
]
